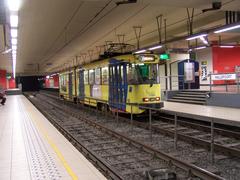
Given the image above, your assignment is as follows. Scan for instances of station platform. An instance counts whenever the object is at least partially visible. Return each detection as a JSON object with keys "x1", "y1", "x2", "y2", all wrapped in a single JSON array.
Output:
[
  {"x1": 0, "y1": 95, "x2": 106, "y2": 180},
  {"x1": 162, "y1": 101, "x2": 240, "y2": 128}
]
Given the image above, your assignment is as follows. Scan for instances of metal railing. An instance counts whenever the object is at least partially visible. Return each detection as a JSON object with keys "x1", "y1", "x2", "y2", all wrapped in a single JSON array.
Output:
[{"x1": 209, "y1": 72, "x2": 240, "y2": 93}]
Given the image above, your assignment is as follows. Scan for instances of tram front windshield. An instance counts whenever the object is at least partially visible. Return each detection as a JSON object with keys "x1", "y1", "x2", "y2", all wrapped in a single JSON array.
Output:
[{"x1": 127, "y1": 64, "x2": 159, "y2": 85}]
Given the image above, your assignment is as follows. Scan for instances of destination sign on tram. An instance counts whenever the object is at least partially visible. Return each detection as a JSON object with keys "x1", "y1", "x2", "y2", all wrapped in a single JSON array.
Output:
[{"x1": 138, "y1": 55, "x2": 155, "y2": 62}]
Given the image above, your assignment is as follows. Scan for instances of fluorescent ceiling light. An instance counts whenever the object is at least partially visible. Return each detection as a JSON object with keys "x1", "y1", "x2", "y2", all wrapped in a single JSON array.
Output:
[
  {"x1": 195, "y1": 46, "x2": 207, "y2": 50},
  {"x1": 12, "y1": 50, "x2": 17, "y2": 55},
  {"x1": 148, "y1": 45, "x2": 162, "y2": 51},
  {"x1": 10, "y1": 15, "x2": 18, "y2": 28},
  {"x1": 7, "y1": 0, "x2": 21, "y2": 11},
  {"x1": 214, "y1": 24, "x2": 240, "y2": 33},
  {"x1": 11, "y1": 29, "x2": 18, "y2": 38},
  {"x1": 220, "y1": 45, "x2": 234, "y2": 48},
  {"x1": 200, "y1": 36, "x2": 208, "y2": 45},
  {"x1": 12, "y1": 45, "x2": 17, "y2": 50},
  {"x1": 186, "y1": 33, "x2": 208, "y2": 41},
  {"x1": 11, "y1": 38, "x2": 17, "y2": 45},
  {"x1": 134, "y1": 49, "x2": 146, "y2": 54}
]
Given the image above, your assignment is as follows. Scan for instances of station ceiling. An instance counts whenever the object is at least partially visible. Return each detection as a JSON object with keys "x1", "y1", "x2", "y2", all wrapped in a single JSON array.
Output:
[{"x1": 1, "y1": 0, "x2": 240, "y2": 75}]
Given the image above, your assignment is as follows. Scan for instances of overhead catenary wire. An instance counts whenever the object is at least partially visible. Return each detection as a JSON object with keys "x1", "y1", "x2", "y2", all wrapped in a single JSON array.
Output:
[
  {"x1": 47, "y1": 0, "x2": 236, "y2": 71},
  {"x1": 41, "y1": 0, "x2": 115, "y2": 66}
]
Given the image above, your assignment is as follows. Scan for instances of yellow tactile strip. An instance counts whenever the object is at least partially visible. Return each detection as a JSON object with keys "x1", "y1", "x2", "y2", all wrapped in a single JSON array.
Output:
[{"x1": 18, "y1": 98, "x2": 74, "y2": 179}]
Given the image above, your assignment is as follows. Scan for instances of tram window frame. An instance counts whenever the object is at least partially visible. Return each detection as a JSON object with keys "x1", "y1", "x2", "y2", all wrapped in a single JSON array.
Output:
[
  {"x1": 84, "y1": 70, "x2": 89, "y2": 84},
  {"x1": 101, "y1": 66, "x2": 109, "y2": 85},
  {"x1": 89, "y1": 69, "x2": 95, "y2": 85},
  {"x1": 95, "y1": 68, "x2": 101, "y2": 85}
]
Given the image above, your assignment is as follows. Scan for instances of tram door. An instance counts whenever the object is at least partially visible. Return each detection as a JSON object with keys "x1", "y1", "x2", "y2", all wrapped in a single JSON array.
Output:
[
  {"x1": 109, "y1": 60, "x2": 128, "y2": 111},
  {"x1": 79, "y1": 70, "x2": 85, "y2": 101},
  {"x1": 69, "y1": 72, "x2": 73, "y2": 98}
]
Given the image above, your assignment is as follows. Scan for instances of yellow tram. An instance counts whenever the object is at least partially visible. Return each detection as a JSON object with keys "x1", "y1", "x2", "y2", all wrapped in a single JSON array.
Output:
[{"x1": 59, "y1": 53, "x2": 164, "y2": 114}]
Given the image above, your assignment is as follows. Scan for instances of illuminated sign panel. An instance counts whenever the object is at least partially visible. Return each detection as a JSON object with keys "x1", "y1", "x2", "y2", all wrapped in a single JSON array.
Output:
[
  {"x1": 138, "y1": 55, "x2": 155, "y2": 62},
  {"x1": 160, "y1": 53, "x2": 170, "y2": 60}
]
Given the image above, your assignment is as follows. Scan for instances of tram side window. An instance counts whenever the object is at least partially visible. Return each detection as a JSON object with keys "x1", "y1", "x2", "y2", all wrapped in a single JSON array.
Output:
[
  {"x1": 127, "y1": 64, "x2": 159, "y2": 84},
  {"x1": 60, "y1": 74, "x2": 68, "y2": 92},
  {"x1": 89, "y1": 69, "x2": 95, "y2": 85},
  {"x1": 101, "y1": 67, "x2": 109, "y2": 85},
  {"x1": 95, "y1": 68, "x2": 101, "y2": 85},
  {"x1": 84, "y1": 71, "x2": 89, "y2": 84}
]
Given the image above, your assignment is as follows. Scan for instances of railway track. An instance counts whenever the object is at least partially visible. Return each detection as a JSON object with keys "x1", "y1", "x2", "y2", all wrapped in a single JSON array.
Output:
[
  {"x1": 150, "y1": 114, "x2": 240, "y2": 157},
  {"x1": 25, "y1": 92, "x2": 227, "y2": 180}
]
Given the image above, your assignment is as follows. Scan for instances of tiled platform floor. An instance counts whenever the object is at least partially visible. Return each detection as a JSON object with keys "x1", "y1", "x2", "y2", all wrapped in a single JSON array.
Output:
[{"x1": 0, "y1": 95, "x2": 106, "y2": 180}]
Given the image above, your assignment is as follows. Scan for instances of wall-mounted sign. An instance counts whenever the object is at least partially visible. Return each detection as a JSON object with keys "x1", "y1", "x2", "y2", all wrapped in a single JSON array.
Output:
[
  {"x1": 201, "y1": 61, "x2": 207, "y2": 81},
  {"x1": 160, "y1": 53, "x2": 170, "y2": 60},
  {"x1": 212, "y1": 73, "x2": 236, "y2": 80},
  {"x1": 138, "y1": 55, "x2": 155, "y2": 62},
  {"x1": 184, "y1": 62, "x2": 195, "y2": 83}
]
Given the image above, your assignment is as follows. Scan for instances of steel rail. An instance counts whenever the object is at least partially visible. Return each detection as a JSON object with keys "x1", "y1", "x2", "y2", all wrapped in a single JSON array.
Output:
[
  {"x1": 38, "y1": 91, "x2": 240, "y2": 157},
  {"x1": 27, "y1": 93, "x2": 225, "y2": 180},
  {"x1": 27, "y1": 95, "x2": 124, "y2": 180}
]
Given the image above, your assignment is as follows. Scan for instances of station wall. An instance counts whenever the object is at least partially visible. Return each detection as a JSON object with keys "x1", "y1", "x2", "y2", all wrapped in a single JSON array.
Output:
[
  {"x1": 159, "y1": 53, "x2": 189, "y2": 91},
  {"x1": 196, "y1": 46, "x2": 240, "y2": 85},
  {"x1": 195, "y1": 47, "x2": 213, "y2": 85},
  {"x1": 0, "y1": 69, "x2": 16, "y2": 89},
  {"x1": 0, "y1": 69, "x2": 7, "y2": 89},
  {"x1": 45, "y1": 74, "x2": 59, "y2": 88}
]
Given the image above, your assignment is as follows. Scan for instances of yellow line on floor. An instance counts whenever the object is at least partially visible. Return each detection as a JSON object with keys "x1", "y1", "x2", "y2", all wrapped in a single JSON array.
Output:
[{"x1": 27, "y1": 107, "x2": 78, "y2": 180}]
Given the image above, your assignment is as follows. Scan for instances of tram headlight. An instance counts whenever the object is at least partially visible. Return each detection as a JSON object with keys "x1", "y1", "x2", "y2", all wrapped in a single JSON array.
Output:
[
  {"x1": 143, "y1": 98, "x2": 149, "y2": 102},
  {"x1": 155, "y1": 97, "x2": 160, "y2": 101}
]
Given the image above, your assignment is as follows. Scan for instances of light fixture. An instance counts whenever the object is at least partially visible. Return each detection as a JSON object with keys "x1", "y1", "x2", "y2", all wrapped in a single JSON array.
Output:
[
  {"x1": 12, "y1": 50, "x2": 17, "y2": 54},
  {"x1": 214, "y1": 24, "x2": 240, "y2": 33},
  {"x1": 186, "y1": 33, "x2": 208, "y2": 41},
  {"x1": 12, "y1": 45, "x2": 17, "y2": 50},
  {"x1": 220, "y1": 45, "x2": 234, "y2": 48},
  {"x1": 134, "y1": 49, "x2": 146, "y2": 54},
  {"x1": 10, "y1": 15, "x2": 18, "y2": 27},
  {"x1": 195, "y1": 46, "x2": 207, "y2": 50},
  {"x1": 200, "y1": 36, "x2": 208, "y2": 45},
  {"x1": 46, "y1": 75, "x2": 50, "y2": 79},
  {"x1": 148, "y1": 45, "x2": 162, "y2": 51},
  {"x1": 11, "y1": 29, "x2": 18, "y2": 38},
  {"x1": 11, "y1": 38, "x2": 17, "y2": 45},
  {"x1": 13, "y1": 58, "x2": 16, "y2": 78},
  {"x1": 7, "y1": 0, "x2": 21, "y2": 11}
]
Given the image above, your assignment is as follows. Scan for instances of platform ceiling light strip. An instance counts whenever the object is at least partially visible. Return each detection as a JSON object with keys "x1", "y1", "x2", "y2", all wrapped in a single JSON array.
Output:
[
  {"x1": 7, "y1": 0, "x2": 21, "y2": 11},
  {"x1": 10, "y1": 15, "x2": 18, "y2": 27},
  {"x1": 186, "y1": 33, "x2": 208, "y2": 41},
  {"x1": 214, "y1": 24, "x2": 240, "y2": 33},
  {"x1": 148, "y1": 45, "x2": 162, "y2": 51},
  {"x1": 11, "y1": 38, "x2": 17, "y2": 45},
  {"x1": 134, "y1": 49, "x2": 146, "y2": 54},
  {"x1": 12, "y1": 45, "x2": 17, "y2": 50},
  {"x1": 11, "y1": 29, "x2": 18, "y2": 38},
  {"x1": 8, "y1": 0, "x2": 21, "y2": 78}
]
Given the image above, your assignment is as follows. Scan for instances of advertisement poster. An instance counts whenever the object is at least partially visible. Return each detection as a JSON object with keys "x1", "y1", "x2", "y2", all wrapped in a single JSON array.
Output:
[
  {"x1": 184, "y1": 62, "x2": 195, "y2": 83},
  {"x1": 201, "y1": 61, "x2": 207, "y2": 81}
]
